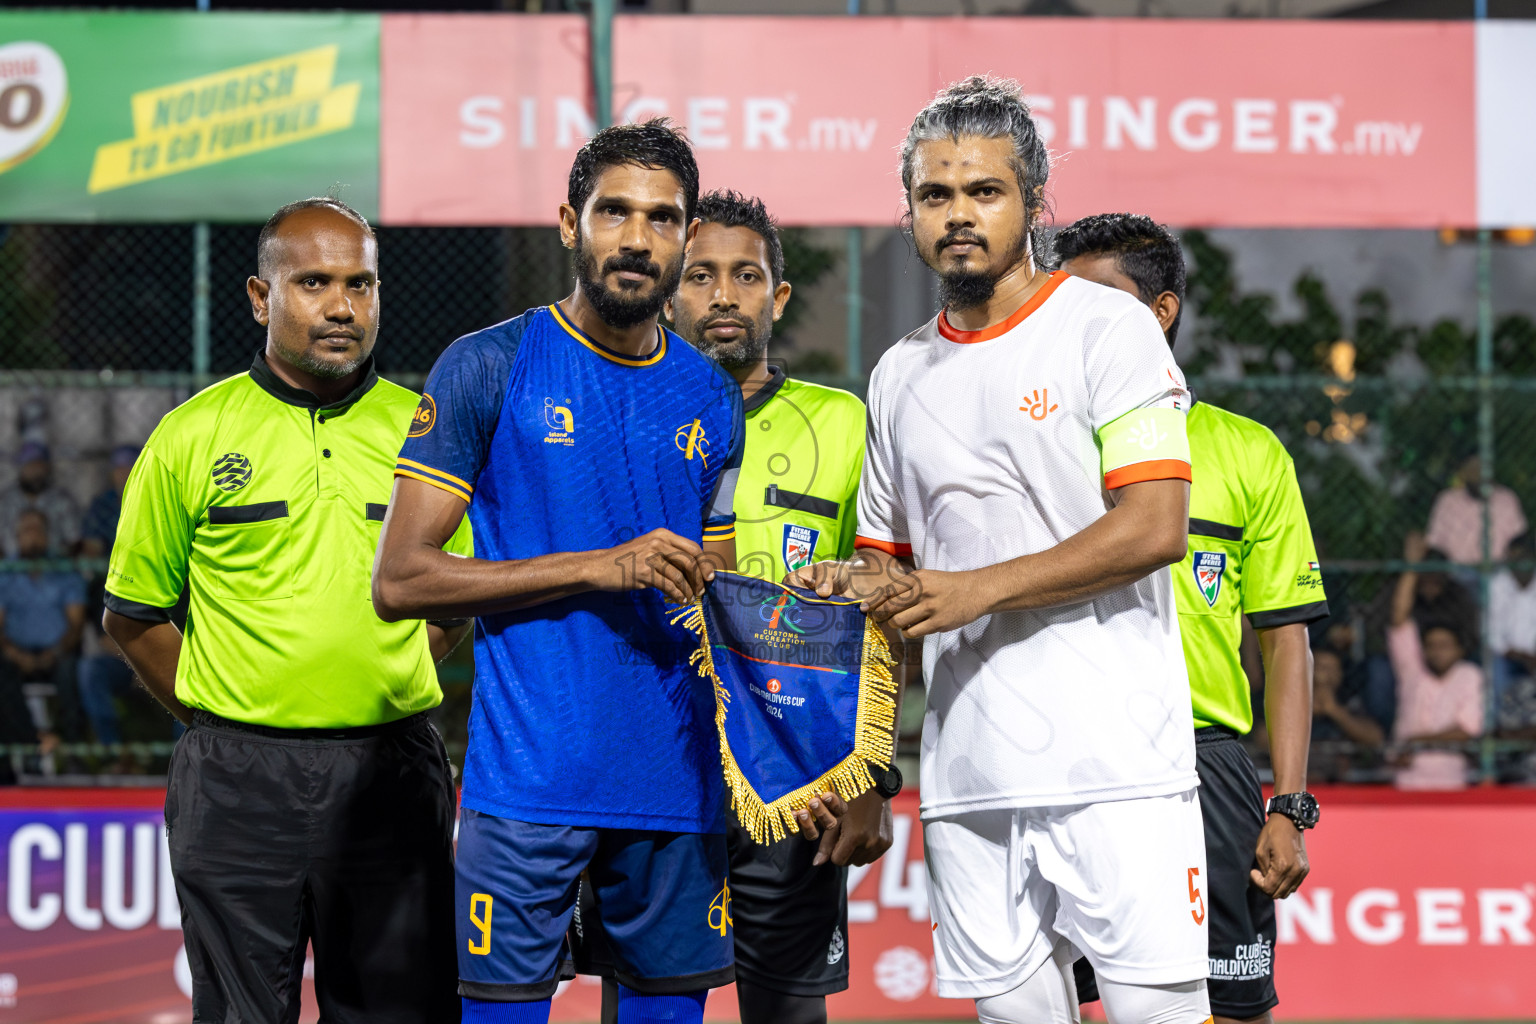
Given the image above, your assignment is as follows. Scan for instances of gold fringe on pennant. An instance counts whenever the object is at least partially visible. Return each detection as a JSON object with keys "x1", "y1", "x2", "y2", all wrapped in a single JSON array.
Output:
[{"x1": 671, "y1": 599, "x2": 899, "y2": 846}]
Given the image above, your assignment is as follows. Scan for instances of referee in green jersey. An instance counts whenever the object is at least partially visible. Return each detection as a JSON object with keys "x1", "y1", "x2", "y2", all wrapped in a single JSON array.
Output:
[
  {"x1": 1056, "y1": 214, "x2": 1327, "y2": 1024},
  {"x1": 103, "y1": 199, "x2": 468, "y2": 1024},
  {"x1": 575, "y1": 191, "x2": 897, "y2": 1024}
]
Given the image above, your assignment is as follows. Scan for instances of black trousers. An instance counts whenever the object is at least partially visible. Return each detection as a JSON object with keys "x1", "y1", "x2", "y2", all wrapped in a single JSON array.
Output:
[{"x1": 167, "y1": 711, "x2": 460, "y2": 1024}]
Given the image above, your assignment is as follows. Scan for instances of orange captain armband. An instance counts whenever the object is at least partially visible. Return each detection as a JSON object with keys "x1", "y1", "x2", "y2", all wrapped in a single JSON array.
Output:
[
  {"x1": 1097, "y1": 407, "x2": 1192, "y2": 490},
  {"x1": 854, "y1": 536, "x2": 913, "y2": 558}
]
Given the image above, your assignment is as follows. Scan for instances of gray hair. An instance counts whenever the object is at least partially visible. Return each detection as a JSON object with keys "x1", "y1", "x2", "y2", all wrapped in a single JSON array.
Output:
[{"x1": 899, "y1": 76, "x2": 1052, "y2": 254}]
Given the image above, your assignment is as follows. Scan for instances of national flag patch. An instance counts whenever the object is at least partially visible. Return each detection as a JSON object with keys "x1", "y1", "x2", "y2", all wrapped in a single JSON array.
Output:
[
  {"x1": 783, "y1": 523, "x2": 820, "y2": 573},
  {"x1": 1307, "y1": 561, "x2": 1321, "y2": 572},
  {"x1": 1193, "y1": 551, "x2": 1227, "y2": 607}
]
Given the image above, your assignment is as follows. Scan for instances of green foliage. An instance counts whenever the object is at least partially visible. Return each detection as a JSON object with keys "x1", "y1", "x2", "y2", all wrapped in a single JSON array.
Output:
[
  {"x1": 1180, "y1": 229, "x2": 1536, "y2": 564},
  {"x1": 777, "y1": 228, "x2": 837, "y2": 337},
  {"x1": 0, "y1": 227, "x2": 68, "y2": 369}
]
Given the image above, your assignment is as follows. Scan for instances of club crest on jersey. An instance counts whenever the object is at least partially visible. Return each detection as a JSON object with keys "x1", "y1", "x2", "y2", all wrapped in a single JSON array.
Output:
[
  {"x1": 783, "y1": 523, "x2": 820, "y2": 572},
  {"x1": 1193, "y1": 551, "x2": 1226, "y2": 607},
  {"x1": 674, "y1": 418, "x2": 711, "y2": 465}
]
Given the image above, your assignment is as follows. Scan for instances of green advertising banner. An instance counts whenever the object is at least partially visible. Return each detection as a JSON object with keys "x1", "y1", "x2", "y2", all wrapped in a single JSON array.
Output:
[{"x1": 0, "y1": 12, "x2": 379, "y2": 222}]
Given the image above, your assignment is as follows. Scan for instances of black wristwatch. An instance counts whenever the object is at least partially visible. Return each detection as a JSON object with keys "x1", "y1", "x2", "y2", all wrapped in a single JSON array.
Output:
[
  {"x1": 1266, "y1": 791, "x2": 1320, "y2": 830},
  {"x1": 870, "y1": 763, "x2": 903, "y2": 799}
]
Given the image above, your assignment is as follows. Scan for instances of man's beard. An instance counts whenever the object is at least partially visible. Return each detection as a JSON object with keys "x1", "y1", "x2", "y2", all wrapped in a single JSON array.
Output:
[
  {"x1": 926, "y1": 223, "x2": 1031, "y2": 312},
  {"x1": 290, "y1": 344, "x2": 368, "y2": 380},
  {"x1": 684, "y1": 311, "x2": 772, "y2": 371},
  {"x1": 575, "y1": 237, "x2": 683, "y2": 330}
]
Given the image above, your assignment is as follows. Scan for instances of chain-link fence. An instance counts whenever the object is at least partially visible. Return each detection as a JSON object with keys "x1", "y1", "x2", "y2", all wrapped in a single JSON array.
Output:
[{"x1": 5, "y1": 220, "x2": 1536, "y2": 787}]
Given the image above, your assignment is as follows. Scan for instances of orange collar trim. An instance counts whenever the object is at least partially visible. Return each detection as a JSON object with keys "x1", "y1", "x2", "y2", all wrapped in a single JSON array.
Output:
[
  {"x1": 937, "y1": 271, "x2": 1068, "y2": 344},
  {"x1": 549, "y1": 303, "x2": 666, "y2": 367}
]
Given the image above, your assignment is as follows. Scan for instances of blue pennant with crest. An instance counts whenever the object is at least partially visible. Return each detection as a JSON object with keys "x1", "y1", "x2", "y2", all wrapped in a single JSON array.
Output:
[{"x1": 672, "y1": 572, "x2": 896, "y2": 844}]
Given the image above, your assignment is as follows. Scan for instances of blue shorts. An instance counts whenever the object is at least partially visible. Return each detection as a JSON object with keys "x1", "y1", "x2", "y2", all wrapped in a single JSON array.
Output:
[{"x1": 455, "y1": 808, "x2": 735, "y2": 1002}]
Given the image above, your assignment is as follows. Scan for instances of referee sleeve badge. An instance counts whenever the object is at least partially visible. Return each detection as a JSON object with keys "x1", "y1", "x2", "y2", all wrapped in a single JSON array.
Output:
[{"x1": 671, "y1": 572, "x2": 898, "y2": 844}]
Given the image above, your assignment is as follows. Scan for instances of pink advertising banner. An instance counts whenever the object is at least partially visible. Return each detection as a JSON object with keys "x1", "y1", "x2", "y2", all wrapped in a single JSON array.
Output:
[
  {"x1": 379, "y1": 15, "x2": 1476, "y2": 228},
  {"x1": 7, "y1": 788, "x2": 1536, "y2": 1021}
]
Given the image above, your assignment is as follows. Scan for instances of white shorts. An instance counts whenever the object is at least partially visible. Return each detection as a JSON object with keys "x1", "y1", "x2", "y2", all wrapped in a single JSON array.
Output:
[{"x1": 923, "y1": 788, "x2": 1209, "y2": 999}]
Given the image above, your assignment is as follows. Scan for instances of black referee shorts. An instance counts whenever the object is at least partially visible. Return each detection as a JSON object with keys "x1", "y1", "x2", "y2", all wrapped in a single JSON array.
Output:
[
  {"x1": 571, "y1": 821, "x2": 850, "y2": 998},
  {"x1": 1075, "y1": 727, "x2": 1277, "y2": 1018},
  {"x1": 166, "y1": 710, "x2": 459, "y2": 1024}
]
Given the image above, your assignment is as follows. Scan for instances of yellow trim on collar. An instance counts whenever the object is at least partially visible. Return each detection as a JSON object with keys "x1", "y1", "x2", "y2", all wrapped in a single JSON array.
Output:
[{"x1": 549, "y1": 303, "x2": 666, "y2": 367}]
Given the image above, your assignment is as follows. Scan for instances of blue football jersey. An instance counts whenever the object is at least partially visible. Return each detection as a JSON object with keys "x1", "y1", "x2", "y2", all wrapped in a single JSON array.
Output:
[{"x1": 397, "y1": 304, "x2": 743, "y2": 832}]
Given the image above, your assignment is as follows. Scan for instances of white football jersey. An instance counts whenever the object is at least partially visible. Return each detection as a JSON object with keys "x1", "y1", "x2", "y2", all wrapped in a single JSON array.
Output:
[{"x1": 857, "y1": 272, "x2": 1198, "y2": 816}]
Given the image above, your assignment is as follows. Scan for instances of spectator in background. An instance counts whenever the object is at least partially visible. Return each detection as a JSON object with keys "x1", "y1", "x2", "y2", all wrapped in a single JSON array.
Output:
[
  {"x1": 1388, "y1": 531, "x2": 1484, "y2": 790},
  {"x1": 0, "y1": 509, "x2": 87, "y2": 755},
  {"x1": 1489, "y1": 531, "x2": 1536, "y2": 704},
  {"x1": 78, "y1": 446, "x2": 143, "y2": 752},
  {"x1": 1312, "y1": 648, "x2": 1384, "y2": 750},
  {"x1": 1426, "y1": 452, "x2": 1527, "y2": 566},
  {"x1": 0, "y1": 442, "x2": 82, "y2": 558},
  {"x1": 1362, "y1": 532, "x2": 1480, "y2": 732},
  {"x1": 80, "y1": 444, "x2": 139, "y2": 558}
]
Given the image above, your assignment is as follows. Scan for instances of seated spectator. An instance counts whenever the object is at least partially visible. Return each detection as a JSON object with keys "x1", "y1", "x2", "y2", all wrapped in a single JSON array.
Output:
[
  {"x1": 79, "y1": 444, "x2": 139, "y2": 559},
  {"x1": 0, "y1": 509, "x2": 87, "y2": 768},
  {"x1": 1426, "y1": 452, "x2": 1528, "y2": 566},
  {"x1": 77, "y1": 445, "x2": 141, "y2": 751},
  {"x1": 0, "y1": 442, "x2": 82, "y2": 559},
  {"x1": 1362, "y1": 532, "x2": 1480, "y2": 732},
  {"x1": 1388, "y1": 532, "x2": 1484, "y2": 790},
  {"x1": 1312, "y1": 648, "x2": 1384, "y2": 747},
  {"x1": 1494, "y1": 671, "x2": 1536, "y2": 783},
  {"x1": 1489, "y1": 531, "x2": 1536, "y2": 704},
  {"x1": 1307, "y1": 648, "x2": 1384, "y2": 783}
]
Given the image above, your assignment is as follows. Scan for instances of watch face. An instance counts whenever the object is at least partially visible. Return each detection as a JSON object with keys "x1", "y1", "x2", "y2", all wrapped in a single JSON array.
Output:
[{"x1": 1275, "y1": 793, "x2": 1320, "y2": 827}]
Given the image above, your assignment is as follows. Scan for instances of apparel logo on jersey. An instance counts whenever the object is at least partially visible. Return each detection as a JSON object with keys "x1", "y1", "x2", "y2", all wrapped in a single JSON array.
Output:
[
  {"x1": 1193, "y1": 551, "x2": 1227, "y2": 607},
  {"x1": 708, "y1": 880, "x2": 733, "y2": 936},
  {"x1": 211, "y1": 452, "x2": 252, "y2": 492},
  {"x1": 542, "y1": 398, "x2": 575, "y2": 446},
  {"x1": 408, "y1": 394, "x2": 436, "y2": 438},
  {"x1": 827, "y1": 926, "x2": 846, "y2": 965},
  {"x1": 1018, "y1": 387, "x2": 1059, "y2": 421},
  {"x1": 783, "y1": 523, "x2": 820, "y2": 572},
  {"x1": 674, "y1": 418, "x2": 711, "y2": 465}
]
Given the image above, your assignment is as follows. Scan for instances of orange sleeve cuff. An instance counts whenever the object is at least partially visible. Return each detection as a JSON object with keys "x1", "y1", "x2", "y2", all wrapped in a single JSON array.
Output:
[
  {"x1": 855, "y1": 536, "x2": 913, "y2": 558},
  {"x1": 1103, "y1": 459, "x2": 1192, "y2": 491}
]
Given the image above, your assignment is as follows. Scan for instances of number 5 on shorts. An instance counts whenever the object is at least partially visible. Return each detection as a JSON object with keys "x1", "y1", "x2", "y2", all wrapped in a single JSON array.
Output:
[
  {"x1": 1187, "y1": 867, "x2": 1205, "y2": 925},
  {"x1": 468, "y1": 893, "x2": 494, "y2": 955}
]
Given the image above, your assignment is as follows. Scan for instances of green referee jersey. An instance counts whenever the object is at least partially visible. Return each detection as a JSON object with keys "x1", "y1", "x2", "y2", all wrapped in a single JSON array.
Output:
[
  {"x1": 734, "y1": 368, "x2": 866, "y2": 580},
  {"x1": 105, "y1": 353, "x2": 469, "y2": 729},
  {"x1": 1179, "y1": 399, "x2": 1329, "y2": 734}
]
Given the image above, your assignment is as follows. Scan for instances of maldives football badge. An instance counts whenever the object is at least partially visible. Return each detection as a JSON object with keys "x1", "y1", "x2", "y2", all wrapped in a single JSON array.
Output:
[
  {"x1": 783, "y1": 523, "x2": 820, "y2": 572},
  {"x1": 1193, "y1": 551, "x2": 1227, "y2": 607}
]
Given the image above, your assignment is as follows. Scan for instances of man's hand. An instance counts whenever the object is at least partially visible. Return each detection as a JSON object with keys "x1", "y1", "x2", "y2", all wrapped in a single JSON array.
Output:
[
  {"x1": 1250, "y1": 814, "x2": 1309, "y2": 899},
  {"x1": 595, "y1": 528, "x2": 713, "y2": 604},
  {"x1": 1403, "y1": 529, "x2": 1429, "y2": 564},
  {"x1": 864, "y1": 568, "x2": 996, "y2": 638},
  {"x1": 793, "y1": 790, "x2": 894, "y2": 867},
  {"x1": 784, "y1": 559, "x2": 853, "y2": 598}
]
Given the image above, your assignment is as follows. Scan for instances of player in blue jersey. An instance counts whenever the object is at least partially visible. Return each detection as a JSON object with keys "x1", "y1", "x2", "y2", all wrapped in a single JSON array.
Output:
[{"x1": 373, "y1": 120, "x2": 747, "y2": 1024}]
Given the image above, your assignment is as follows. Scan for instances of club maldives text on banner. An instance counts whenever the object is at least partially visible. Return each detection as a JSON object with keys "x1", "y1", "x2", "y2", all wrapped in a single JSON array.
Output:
[
  {"x1": 2, "y1": 788, "x2": 1536, "y2": 1020},
  {"x1": 379, "y1": 14, "x2": 1476, "y2": 228},
  {"x1": 0, "y1": 12, "x2": 380, "y2": 221}
]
